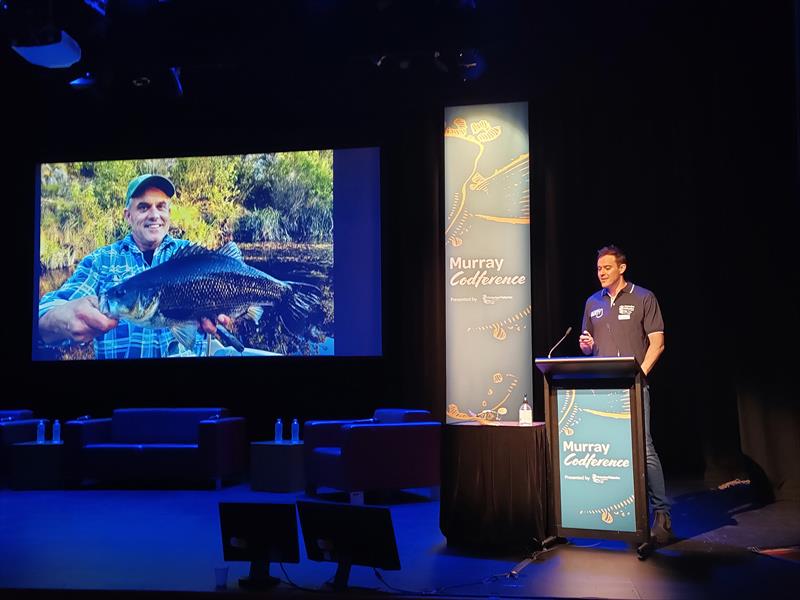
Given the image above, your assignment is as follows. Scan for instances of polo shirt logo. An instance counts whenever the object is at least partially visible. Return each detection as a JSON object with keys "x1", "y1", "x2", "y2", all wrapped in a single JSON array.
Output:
[
  {"x1": 591, "y1": 308, "x2": 603, "y2": 319},
  {"x1": 619, "y1": 305, "x2": 635, "y2": 315}
]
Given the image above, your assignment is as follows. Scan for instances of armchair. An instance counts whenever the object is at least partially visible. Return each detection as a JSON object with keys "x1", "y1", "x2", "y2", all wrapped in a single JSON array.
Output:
[
  {"x1": 304, "y1": 409, "x2": 441, "y2": 503},
  {"x1": 0, "y1": 410, "x2": 34, "y2": 421},
  {"x1": 0, "y1": 409, "x2": 46, "y2": 487},
  {"x1": 64, "y1": 408, "x2": 246, "y2": 488}
]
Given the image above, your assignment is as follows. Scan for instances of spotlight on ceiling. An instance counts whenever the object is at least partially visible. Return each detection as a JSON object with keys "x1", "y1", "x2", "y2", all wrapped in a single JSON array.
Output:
[
  {"x1": 433, "y1": 51, "x2": 449, "y2": 73},
  {"x1": 69, "y1": 71, "x2": 96, "y2": 89},
  {"x1": 170, "y1": 66, "x2": 183, "y2": 97},
  {"x1": 11, "y1": 28, "x2": 81, "y2": 68},
  {"x1": 457, "y1": 48, "x2": 486, "y2": 81},
  {"x1": 83, "y1": 0, "x2": 107, "y2": 17}
]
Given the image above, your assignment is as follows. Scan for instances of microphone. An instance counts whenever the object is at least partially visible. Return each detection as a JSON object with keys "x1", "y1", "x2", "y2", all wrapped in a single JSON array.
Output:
[{"x1": 547, "y1": 326, "x2": 573, "y2": 358}]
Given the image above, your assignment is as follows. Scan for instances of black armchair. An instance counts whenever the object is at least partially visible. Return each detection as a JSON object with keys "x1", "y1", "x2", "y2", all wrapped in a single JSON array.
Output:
[
  {"x1": 0, "y1": 409, "x2": 48, "y2": 487},
  {"x1": 304, "y1": 409, "x2": 441, "y2": 503}
]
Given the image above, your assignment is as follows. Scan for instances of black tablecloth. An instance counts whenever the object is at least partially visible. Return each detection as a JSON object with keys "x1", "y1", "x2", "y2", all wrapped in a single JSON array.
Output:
[{"x1": 440, "y1": 422, "x2": 550, "y2": 549}]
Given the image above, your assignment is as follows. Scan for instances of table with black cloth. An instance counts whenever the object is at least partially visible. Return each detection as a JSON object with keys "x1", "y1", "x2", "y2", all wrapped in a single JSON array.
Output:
[{"x1": 440, "y1": 421, "x2": 550, "y2": 549}]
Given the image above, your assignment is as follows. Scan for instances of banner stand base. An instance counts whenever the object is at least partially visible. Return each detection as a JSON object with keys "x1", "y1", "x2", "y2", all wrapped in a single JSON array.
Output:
[
  {"x1": 637, "y1": 540, "x2": 655, "y2": 560},
  {"x1": 508, "y1": 536, "x2": 568, "y2": 578}
]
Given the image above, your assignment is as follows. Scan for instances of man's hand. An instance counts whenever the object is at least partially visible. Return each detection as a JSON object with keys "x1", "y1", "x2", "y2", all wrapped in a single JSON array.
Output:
[
  {"x1": 578, "y1": 330, "x2": 594, "y2": 355},
  {"x1": 198, "y1": 314, "x2": 233, "y2": 335},
  {"x1": 38, "y1": 296, "x2": 119, "y2": 345},
  {"x1": 641, "y1": 332, "x2": 665, "y2": 376}
]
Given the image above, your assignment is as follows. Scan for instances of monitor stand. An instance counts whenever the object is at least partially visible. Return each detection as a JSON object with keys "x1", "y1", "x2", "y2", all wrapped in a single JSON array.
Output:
[
  {"x1": 239, "y1": 560, "x2": 280, "y2": 590},
  {"x1": 330, "y1": 558, "x2": 352, "y2": 591},
  {"x1": 324, "y1": 558, "x2": 389, "y2": 594}
]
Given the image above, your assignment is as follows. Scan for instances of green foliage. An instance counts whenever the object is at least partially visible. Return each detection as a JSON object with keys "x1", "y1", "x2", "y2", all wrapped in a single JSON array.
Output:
[
  {"x1": 233, "y1": 207, "x2": 290, "y2": 243},
  {"x1": 268, "y1": 151, "x2": 333, "y2": 243},
  {"x1": 91, "y1": 160, "x2": 137, "y2": 211},
  {"x1": 39, "y1": 164, "x2": 117, "y2": 267},
  {"x1": 171, "y1": 155, "x2": 243, "y2": 246},
  {"x1": 169, "y1": 203, "x2": 217, "y2": 248},
  {"x1": 38, "y1": 151, "x2": 334, "y2": 270},
  {"x1": 39, "y1": 231, "x2": 76, "y2": 271},
  {"x1": 237, "y1": 151, "x2": 333, "y2": 242}
]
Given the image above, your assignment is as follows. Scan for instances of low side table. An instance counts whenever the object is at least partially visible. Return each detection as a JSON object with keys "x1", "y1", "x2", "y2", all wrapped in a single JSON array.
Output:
[
  {"x1": 10, "y1": 441, "x2": 65, "y2": 489},
  {"x1": 250, "y1": 441, "x2": 305, "y2": 492}
]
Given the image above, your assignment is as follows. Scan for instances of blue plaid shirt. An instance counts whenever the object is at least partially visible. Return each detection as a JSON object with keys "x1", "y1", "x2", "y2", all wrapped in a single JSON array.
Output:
[{"x1": 38, "y1": 233, "x2": 203, "y2": 359}]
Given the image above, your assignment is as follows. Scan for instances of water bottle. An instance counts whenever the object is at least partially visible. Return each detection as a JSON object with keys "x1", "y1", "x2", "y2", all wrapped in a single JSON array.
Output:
[
  {"x1": 518, "y1": 393, "x2": 533, "y2": 427},
  {"x1": 291, "y1": 418, "x2": 300, "y2": 443},
  {"x1": 274, "y1": 418, "x2": 283, "y2": 443},
  {"x1": 52, "y1": 419, "x2": 61, "y2": 444},
  {"x1": 36, "y1": 419, "x2": 45, "y2": 443}
]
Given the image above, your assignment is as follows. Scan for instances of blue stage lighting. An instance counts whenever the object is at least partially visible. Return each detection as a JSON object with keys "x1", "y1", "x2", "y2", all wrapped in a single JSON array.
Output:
[
  {"x1": 12, "y1": 29, "x2": 81, "y2": 68},
  {"x1": 69, "y1": 72, "x2": 96, "y2": 88},
  {"x1": 170, "y1": 66, "x2": 183, "y2": 96},
  {"x1": 458, "y1": 48, "x2": 486, "y2": 81},
  {"x1": 83, "y1": 0, "x2": 107, "y2": 17}
]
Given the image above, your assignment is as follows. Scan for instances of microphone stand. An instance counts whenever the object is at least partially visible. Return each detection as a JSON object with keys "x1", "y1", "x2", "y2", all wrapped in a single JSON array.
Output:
[
  {"x1": 547, "y1": 326, "x2": 573, "y2": 358},
  {"x1": 507, "y1": 327, "x2": 574, "y2": 578}
]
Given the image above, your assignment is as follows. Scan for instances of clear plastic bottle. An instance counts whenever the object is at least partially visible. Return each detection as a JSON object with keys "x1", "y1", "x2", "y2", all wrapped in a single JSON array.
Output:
[
  {"x1": 518, "y1": 393, "x2": 533, "y2": 427},
  {"x1": 36, "y1": 420, "x2": 45, "y2": 443},
  {"x1": 291, "y1": 418, "x2": 300, "y2": 443},
  {"x1": 274, "y1": 418, "x2": 283, "y2": 443},
  {"x1": 52, "y1": 419, "x2": 61, "y2": 444}
]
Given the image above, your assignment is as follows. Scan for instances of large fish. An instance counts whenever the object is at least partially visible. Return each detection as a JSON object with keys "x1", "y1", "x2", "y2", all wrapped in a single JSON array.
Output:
[{"x1": 98, "y1": 242, "x2": 323, "y2": 354}]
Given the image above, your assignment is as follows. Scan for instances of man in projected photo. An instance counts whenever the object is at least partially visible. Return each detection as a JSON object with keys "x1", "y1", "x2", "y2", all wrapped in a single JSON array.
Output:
[
  {"x1": 577, "y1": 245, "x2": 672, "y2": 545},
  {"x1": 38, "y1": 174, "x2": 226, "y2": 359}
]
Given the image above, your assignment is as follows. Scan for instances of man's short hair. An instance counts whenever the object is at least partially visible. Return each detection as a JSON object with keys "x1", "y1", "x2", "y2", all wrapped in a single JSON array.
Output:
[
  {"x1": 125, "y1": 174, "x2": 175, "y2": 208},
  {"x1": 597, "y1": 244, "x2": 627, "y2": 267}
]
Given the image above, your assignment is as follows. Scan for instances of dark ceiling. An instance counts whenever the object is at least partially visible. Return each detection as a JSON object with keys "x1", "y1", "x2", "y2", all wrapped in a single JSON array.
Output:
[{"x1": 2, "y1": 0, "x2": 536, "y2": 111}]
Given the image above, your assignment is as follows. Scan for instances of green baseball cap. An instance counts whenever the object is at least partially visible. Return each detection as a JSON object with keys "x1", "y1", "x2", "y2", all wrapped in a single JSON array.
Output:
[{"x1": 125, "y1": 174, "x2": 175, "y2": 207}]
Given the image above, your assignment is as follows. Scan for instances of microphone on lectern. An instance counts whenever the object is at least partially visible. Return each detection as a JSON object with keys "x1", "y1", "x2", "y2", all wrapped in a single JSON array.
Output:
[{"x1": 547, "y1": 326, "x2": 573, "y2": 358}]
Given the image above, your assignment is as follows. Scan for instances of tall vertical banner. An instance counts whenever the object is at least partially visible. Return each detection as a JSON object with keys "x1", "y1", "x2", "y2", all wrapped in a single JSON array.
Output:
[{"x1": 444, "y1": 102, "x2": 532, "y2": 423}]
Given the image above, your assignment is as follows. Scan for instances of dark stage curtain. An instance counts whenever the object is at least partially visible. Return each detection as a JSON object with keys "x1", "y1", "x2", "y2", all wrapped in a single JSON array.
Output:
[
  {"x1": 440, "y1": 423, "x2": 549, "y2": 550},
  {"x1": 527, "y1": 0, "x2": 798, "y2": 490},
  {"x1": 737, "y1": 384, "x2": 800, "y2": 502}
]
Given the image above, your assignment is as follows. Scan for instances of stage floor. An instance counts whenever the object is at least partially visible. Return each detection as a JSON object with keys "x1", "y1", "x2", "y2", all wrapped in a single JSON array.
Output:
[{"x1": 1, "y1": 480, "x2": 798, "y2": 599}]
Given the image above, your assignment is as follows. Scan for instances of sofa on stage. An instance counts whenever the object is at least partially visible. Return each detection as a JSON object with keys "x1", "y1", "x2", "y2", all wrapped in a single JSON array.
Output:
[
  {"x1": 303, "y1": 408, "x2": 441, "y2": 502},
  {"x1": 0, "y1": 409, "x2": 47, "y2": 487},
  {"x1": 64, "y1": 408, "x2": 246, "y2": 488}
]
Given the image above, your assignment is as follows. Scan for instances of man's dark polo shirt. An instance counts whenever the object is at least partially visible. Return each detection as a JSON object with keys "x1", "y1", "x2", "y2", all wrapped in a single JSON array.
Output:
[{"x1": 581, "y1": 282, "x2": 664, "y2": 367}]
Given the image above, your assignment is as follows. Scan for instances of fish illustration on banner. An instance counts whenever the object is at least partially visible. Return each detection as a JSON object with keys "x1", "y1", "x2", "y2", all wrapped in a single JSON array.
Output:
[{"x1": 444, "y1": 102, "x2": 532, "y2": 424}]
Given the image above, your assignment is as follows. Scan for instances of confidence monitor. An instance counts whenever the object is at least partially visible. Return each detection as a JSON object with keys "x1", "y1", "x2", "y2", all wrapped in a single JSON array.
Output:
[
  {"x1": 218, "y1": 502, "x2": 300, "y2": 590},
  {"x1": 296, "y1": 500, "x2": 400, "y2": 590}
]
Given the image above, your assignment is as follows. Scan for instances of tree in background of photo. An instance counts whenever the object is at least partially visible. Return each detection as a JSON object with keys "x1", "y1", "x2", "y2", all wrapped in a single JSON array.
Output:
[{"x1": 234, "y1": 151, "x2": 333, "y2": 244}]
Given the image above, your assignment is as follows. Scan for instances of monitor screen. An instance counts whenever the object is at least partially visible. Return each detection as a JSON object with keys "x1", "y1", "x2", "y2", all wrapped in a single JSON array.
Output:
[
  {"x1": 218, "y1": 502, "x2": 300, "y2": 564},
  {"x1": 296, "y1": 500, "x2": 400, "y2": 571},
  {"x1": 33, "y1": 147, "x2": 381, "y2": 360}
]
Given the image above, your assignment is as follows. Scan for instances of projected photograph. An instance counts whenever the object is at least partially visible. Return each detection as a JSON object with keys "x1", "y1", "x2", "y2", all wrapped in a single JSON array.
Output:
[{"x1": 35, "y1": 152, "x2": 338, "y2": 360}]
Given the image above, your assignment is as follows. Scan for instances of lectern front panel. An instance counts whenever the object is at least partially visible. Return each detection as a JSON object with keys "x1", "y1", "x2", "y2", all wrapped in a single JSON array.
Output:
[{"x1": 556, "y1": 388, "x2": 637, "y2": 533}]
